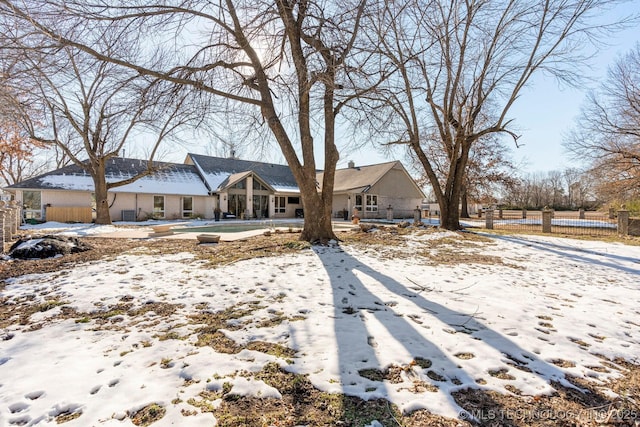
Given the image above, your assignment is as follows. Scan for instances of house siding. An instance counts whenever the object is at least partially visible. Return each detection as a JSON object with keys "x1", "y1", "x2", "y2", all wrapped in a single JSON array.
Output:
[
  {"x1": 369, "y1": 167, "x2": 423, "y2": 215},
  {"x1": 330, "y1": 165, "x2": 424, "y2": 219},
  {"x1": 109, "y1": 194, "x2": 214, "y2": 221},
  {"x1": 6, "y1": 155, "x2": 425, "y2": 223},
  {"x1": 14, "y1": 190, "x2": 93, "y2": 220}
]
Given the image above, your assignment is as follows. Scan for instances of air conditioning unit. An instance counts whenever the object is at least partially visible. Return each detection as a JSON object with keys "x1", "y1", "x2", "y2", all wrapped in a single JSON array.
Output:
[{"x1": 121, "y1": 210, "x2": 136, "y2": 222}]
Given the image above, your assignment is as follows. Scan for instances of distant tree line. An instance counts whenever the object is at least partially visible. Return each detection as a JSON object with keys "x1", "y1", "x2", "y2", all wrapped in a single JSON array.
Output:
[{"x1": 499, "y1": 169, "x2": 598, "y2": 211}]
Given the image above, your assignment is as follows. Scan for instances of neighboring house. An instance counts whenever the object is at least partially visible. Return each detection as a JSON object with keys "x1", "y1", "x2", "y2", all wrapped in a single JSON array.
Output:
[{"x1": 3, "y1": 154, "x2": 425, "y2": 222}]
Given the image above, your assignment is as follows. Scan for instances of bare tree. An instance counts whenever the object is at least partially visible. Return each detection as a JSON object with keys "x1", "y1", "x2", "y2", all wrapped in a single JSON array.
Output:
[
  {"x1": 566, "y1": 43, "x2": 640, "y2": 203},
  {"x1": 1, "y1": 25, "x2": 196, "y2": 224},
  {"x1": 0, "y1": 81, "x2": 78, "y2": 185},
  {"x1": 461, "y1": 136, "x2": 518, "y2": 217},
  {"x1": 366, "y1": 0, "x2": 631, "y2": 230},
  {"x1": 0, "y1": 0, "x2": 376, "y2": 242}
]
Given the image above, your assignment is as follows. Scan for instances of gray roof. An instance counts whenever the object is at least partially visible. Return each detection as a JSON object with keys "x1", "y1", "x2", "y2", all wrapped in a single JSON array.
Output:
[
  {"x1": 5, "y1": 158, "x2": 210, "y2": 196},
  {"x1": 186, "y1": 153, "x2": 299, "y2": 193},
  {"x1": 5, "y1": 154, "x2": 419, "y2": 198}
]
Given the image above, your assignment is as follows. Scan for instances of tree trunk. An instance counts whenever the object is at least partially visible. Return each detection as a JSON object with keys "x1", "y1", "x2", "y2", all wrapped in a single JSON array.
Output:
[
  {"x1": 435, "y1": 143, "x2": 469, "y2": 231},
  {"x1": 460, "y1": 184, "x2": 470, "y2": 218},
  {"x1": 297, "y1": 174, "x2": 337, "y2": 243},
  {"x1": 93, "y1": 161, "x2": 112, "y2": 225},
  {"x1": 299, "y1": 194, "x2": 336, "y2": 243},
  {"x1": 439, "y1": 195, "x2": 462, "y2": 230}
]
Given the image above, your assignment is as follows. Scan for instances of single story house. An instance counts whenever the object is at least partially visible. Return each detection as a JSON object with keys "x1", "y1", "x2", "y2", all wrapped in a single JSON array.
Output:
[{"x1": 4, "y1": 154, "x2": 425, "y2": 222}]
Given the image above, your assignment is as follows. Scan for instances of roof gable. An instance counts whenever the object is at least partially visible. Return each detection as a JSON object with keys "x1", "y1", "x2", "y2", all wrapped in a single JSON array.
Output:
[
  {"x1": 319, "y1": 161, "x2": 397, "y2": 193},
  {"x1": 186, "y1": 153, "x2": 299, "y2": 192},
  {"x1": 318, "y1": 161, "x2": 425, "y2": 197}
]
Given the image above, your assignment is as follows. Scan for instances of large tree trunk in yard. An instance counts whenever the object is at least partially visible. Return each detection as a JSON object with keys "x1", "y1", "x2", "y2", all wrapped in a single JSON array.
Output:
[
  {"x1": 439, "y1": 196, "x2": 462, "y2": 230},
  {"x1": 297, "y1": 175, "x2": 337, "y2": 243},
  {"x1": 437, "y1": 153, "x2": 468, "y2": 231},
  {"x1": 92, "y1": 161, "x2": 112, "y2": 225},
  {"x1": 460, "y1": 184, "x2": 470, "y2": 218},
  {"x1": 299, "y1": 193, "x2": 336, "y2": 243}
]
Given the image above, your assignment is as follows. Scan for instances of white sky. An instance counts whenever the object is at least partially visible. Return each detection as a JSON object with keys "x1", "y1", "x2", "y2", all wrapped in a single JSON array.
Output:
[{"x1": 1, "y1": 223, "x2": 639, "y2": 425}]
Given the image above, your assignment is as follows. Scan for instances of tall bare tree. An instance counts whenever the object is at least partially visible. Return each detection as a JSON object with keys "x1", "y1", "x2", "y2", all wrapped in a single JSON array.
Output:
[
  {"x1": 0, "y1": 24, "x2": 196, "y2": 224},
  {"x1": 0, "y1": 0, "x2": 375, "y2": 242},
  {"x1": 366, "y1": 0, "x2": 631, "y2": 230},
  {"x1": 565, "y1": 43, "x2": 640, "y2": 202}
]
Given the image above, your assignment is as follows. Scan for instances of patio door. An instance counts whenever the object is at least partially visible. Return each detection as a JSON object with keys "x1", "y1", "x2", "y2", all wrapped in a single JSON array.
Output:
[
  {"x1": 253, "y1": 195, "x2": 269, "y2": 219},
  {"x1": 228, "y1": 194, "x2": 246, "y2": 218}
]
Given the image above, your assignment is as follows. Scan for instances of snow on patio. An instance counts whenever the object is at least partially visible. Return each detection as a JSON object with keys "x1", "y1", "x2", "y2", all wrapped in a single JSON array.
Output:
[{"x1": 1, "y1": 230, "x2": 639, "y2": 426}]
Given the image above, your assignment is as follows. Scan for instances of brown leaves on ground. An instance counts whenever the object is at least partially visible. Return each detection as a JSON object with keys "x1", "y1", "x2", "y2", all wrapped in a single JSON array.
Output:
[{"x1": 2, "y1": 227, "x2": 640, "y2": 426}]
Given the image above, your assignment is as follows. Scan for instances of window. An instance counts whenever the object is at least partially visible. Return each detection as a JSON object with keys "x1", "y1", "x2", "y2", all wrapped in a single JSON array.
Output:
[
  {"x1": 228, "y1": 194, "x2": 247, "y2": 217},
  {"x1": 365, "y1": 194, "x2": 378, "y2": 212},
  {"x1": 354, "y1": 194, "x2": 363, "y2": 211},
  {"x1": 182, "y1": 197, "x2": 193, "y2": 218},
  {"x1": 23, "y1": 191, "x2": 42, "y2": 219},
  {"x1": 253, "y1": 178, "x2": 268, "y2": 191},
  {"x1": 275, "y1": 196, "x2": 286, "y2": 214},
  {"x1": 253, "y1": 195, "x2": 269, "y2": 218},
  {"x1": 153, "y1": 195, "x2": 165, "y2": 218},
  {"x1": 287, "y1": 196, "x2": 300, "y2": 204},
  {"x1": 231, "y1": 179, "x2": 246, "y2": 189}
]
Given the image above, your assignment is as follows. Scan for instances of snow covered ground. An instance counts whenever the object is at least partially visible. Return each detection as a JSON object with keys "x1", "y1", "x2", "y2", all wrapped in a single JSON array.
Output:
[{"x1": 1, "y1": 225, "x2": 639, "y2": 426}]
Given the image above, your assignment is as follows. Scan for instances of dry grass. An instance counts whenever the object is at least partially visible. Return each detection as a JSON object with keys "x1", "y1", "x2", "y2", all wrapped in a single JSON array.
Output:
[{"x1": 1, "y1": 226, "x2": 639, "y2": 426}]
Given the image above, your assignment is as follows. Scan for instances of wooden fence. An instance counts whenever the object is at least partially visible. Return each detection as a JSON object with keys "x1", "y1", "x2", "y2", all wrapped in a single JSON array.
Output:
[{"x1": 45, "y1": 206, "x2": 93, "y2": 223}]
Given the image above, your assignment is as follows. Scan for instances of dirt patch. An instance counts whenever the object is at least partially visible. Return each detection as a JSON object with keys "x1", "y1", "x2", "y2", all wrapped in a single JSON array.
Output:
[
  {"x1": 129, "y1": 403, "x2": 166, "y2": 426},
  {"x1": 203, "y1": 362, "x2": 419, "y2": 427}
]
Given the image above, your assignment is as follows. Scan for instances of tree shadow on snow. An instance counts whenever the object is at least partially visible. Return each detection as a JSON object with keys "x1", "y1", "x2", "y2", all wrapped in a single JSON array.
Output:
[
  {"x1": 312, "y1": 243, "x2": 611, "y2": 425},
  {"x1": 489, "y1": 234, "x2": 640, "y2": 275}
]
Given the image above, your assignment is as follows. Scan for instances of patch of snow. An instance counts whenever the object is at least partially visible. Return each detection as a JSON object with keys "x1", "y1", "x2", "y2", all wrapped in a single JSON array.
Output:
[{"x1": 1, "y1": 232, "x2": 639, "y2": 425}]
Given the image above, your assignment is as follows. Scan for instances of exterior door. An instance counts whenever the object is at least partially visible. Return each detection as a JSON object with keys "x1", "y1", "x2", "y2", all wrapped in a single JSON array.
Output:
[{"x1": 253, "y1": 195, "x2": 269, "y2": 219}]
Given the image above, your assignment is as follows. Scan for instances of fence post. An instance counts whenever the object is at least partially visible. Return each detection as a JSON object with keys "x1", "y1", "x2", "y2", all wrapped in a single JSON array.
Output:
[
  {"x1": 498, "y1": 208, "x2": 503, "y2": 219},
  {"x1": 579, "y1": 208, "x2": 585, "y2": 219},
  {"x1": 609, "y1": 207, "x2": 616, "y2": 219},
  {"x1": 485, "y1": 208, "x2": 494, "y2": 230},
  {"x1": 618, "y1": 209, "x2": 629, "y2": 236},
  {"x1": 9, "y1": 201, "x2": 19, "y2": 236},
  {"x1": 0, "y1": 203, "x2": 11, "y2": 245},
  {"x1": 0, "y1": 209, "x2": 5, "y2": 253},
  {"x1": 522, "y1": 208, "x2": 527, "y2": 219},
  {"x1": 386, "y1": 205, "x2": 393, "y2": 221},
  {"x1": 413, "y1": 206, "x2": 422, "y2": 225},
  {"x1": 542, "y1": 207, "x2": 552, "y2": 233}
]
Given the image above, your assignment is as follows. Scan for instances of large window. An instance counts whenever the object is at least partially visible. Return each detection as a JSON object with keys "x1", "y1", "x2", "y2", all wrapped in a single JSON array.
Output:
[
  {"x1": 365, "y1": 194, "x2": 378, "y2": 212},
  {"x1": 23, "y1": 191, "x2": 42, "y2": 219},
  {"x1": 275, "y1": 196, "x2": 286, "y2": 214},
  {"x1": 182, "y1": 197, "x2": 193, "y2": 218},
  {"x1": 253, "y1": 178, "x2": 268, "y2": 191},
  {"x1": 231, "y1": 179, "x2": 246, "y2": 189},
  {"x1": 253, "y1": 195, "x2": 269, "y2": 218},
  {"x1": 228, "y1": 194, "x2": 247, "y2": 217},
  {"x1": 153, "y1": 195, "x2": 165, "y2": 218}
]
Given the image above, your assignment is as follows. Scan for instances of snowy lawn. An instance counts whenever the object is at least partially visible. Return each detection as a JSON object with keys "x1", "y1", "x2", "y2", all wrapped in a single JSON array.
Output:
[{"x1": 1, "y1": 228, "x2": 639, "y2": 426}]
